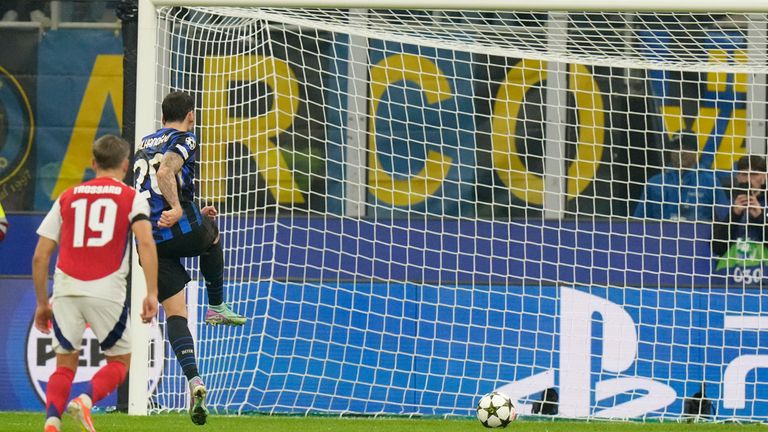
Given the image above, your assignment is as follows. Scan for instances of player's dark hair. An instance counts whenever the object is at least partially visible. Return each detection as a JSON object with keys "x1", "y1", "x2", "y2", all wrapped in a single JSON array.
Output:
[
  {"x1": 736, "y1": 154, "x2": 767, "y2": 173},
  {"x1": 162, "y1": 91, "x2": 195, "y2": 123},
  {"x1": 93, "y1": 135, "x2": 130, "y2": 170}
]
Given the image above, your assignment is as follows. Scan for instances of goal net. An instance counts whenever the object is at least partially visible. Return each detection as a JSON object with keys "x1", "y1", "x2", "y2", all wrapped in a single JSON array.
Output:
[{"x1": 135, "y1": 2, "x2": 768, "y2": 422}]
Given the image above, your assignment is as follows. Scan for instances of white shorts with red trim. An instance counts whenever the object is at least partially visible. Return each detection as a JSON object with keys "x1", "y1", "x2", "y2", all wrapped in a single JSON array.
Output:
[{"x1": 51, "y1": 296, "x2": 131, "y2": 357}]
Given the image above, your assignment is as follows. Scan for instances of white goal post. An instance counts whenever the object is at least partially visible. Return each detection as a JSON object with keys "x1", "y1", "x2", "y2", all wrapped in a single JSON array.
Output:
[
  {"x1": 131, "y1": 0, "x2": 768, "y2": 422},
  {"x1": 137, "y1": 0, "x2": 768, "y2": 12}
]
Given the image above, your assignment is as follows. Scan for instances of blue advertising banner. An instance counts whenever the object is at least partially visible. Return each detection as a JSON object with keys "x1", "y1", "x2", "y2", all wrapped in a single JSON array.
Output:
[
  {"x1": 3, "y1": 277, "x2": 767, "y2": 419},
  {"x1": 0, "y1": 279, "x2": 123, "y2": 411},
  {"x1": 0, "y1": 213, "x2": 54, "y2": 276},
  {"x1": 1, "y1": 215, "x2": 767, "y2": 418},
  {"x1": 0, "y1": 215, "x2": 741, "y2": 286},
  {"x1": 0, "y1": 278, "x2": 42, "y2": 410},
  {"x1": 218, "y1": 218, "x2": 719, "y2": 288},
  {"x1": 189, "y1": 282, "x2": 768, "y2": 420}
]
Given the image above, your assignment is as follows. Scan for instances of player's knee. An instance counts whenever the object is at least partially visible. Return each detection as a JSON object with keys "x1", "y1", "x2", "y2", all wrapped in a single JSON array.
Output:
[
  {"x1": 106, "y1": 354, "x2": 131, "y2": 370},
  {"x1": 163, "y1": 304, "x2": 188, "y2": 318},
  {"x1": 201, "y1": 241, "x2": 224, "y2": 275},
  {"x1": 162, "y1": 291, "x2": 189, "y2": 317},
  {"x1": 55, "y1": 352, "x2": 80, "y2": 371},
  {"x1": 205, "y1": 240, "x2": 222, "y2": 258}
]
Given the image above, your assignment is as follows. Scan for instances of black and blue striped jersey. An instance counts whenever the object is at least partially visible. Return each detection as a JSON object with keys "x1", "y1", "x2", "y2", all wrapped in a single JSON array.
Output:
[{"x1": 134, "y1": 127, "x2": 201, "y2": 242}]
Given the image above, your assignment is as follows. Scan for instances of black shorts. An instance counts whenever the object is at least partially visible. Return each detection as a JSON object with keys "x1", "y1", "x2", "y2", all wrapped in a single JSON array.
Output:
[{"x1": 156, "y1": 216, "x2": 218, "y2": 302}]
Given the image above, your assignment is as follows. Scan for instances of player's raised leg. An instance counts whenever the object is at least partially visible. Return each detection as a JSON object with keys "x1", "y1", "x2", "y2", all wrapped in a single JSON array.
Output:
[{"x1": 201, "y1": 239, "x2": 245, "y2": 326}]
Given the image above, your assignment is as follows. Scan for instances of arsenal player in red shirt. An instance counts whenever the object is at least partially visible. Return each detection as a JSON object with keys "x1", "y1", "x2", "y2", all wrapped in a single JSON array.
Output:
[{"x1": 32, "y1": 135, "x2": 158, "y2": 432}]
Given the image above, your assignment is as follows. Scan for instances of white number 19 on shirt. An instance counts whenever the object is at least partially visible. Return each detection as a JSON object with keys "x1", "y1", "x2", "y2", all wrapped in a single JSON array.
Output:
[{"x1": 71, "y1": 198, "x2": 117, "y2": 248}]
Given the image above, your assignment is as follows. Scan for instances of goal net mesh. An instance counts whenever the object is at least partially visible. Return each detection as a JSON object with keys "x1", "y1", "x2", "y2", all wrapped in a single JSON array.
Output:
[{"x1": 145, "y1": 6, "x2": 768, "y2": 421}]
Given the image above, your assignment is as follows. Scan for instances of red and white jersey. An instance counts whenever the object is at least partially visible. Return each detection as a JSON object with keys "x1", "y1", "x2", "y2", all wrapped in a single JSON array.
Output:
[{"x1": 37, "y1": 177, "x2": 150, "y2": 302}]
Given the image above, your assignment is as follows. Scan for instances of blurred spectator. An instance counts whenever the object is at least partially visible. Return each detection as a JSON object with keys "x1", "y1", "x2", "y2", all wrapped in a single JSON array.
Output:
[
  {"x1": 634, "y1": 130, "x2": 728, "y2": 221},
  {"x1": 712, "y1": 155, "x2": 768, "y2": 256},
  {"x1": 0, "y1": 201, "x2": 7, "y2": 242},
  {"x1": 1, "y1": 1, "x2": 117, "y2": 23},
  {"x1": 60, "y1": 1, "x2": 116, "y2": 22},
  {"x1": 1, "y1": 1, "x2": 49, "y2": 23}
]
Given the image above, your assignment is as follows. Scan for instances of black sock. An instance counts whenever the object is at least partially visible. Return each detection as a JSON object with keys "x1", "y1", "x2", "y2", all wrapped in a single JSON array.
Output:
[
  {"x1": 166, "y1": 315, "x2": 199, "y2": 381},
  {"x1": 200, "y1": 241, "x2": 224, "y2": 306}
]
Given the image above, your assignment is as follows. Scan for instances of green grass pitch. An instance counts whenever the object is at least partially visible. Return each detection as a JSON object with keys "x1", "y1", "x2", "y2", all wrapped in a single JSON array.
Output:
[{"x1": 2, "y1": 412, "x2": 765, "y2": 431}]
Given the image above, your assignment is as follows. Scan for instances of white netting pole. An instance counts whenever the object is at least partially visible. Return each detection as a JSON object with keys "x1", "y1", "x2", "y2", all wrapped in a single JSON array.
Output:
[
  {"x1": 747, "y1": 15, "x2": 767, "y2": 155},
  {"x1": 146, "y1": 0, "x2": 768, "y2": 13},
  {"x1": 543, "y1": 12, "x2": 567, "y2": 219},
  {"x1": 129, "y1": 0, "x2": 160, "y2": 416},
  {"x1": 344, "y1": 8, "x2": 369, "y2": 218}
]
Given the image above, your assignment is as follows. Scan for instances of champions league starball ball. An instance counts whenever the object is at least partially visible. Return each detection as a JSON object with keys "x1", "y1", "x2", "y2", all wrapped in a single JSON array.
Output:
[{"x1": 476, "y1": 391, "x2": 516, "y2": 428}]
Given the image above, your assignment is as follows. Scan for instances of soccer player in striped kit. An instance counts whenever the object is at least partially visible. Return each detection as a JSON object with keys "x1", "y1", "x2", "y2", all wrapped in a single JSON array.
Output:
[{"x1": 135, "y1": 91, "x2": 246, "y2": 425}]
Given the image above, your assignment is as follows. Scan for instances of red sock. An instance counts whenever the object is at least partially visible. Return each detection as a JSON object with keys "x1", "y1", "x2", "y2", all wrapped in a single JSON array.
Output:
[
  {"x1": 88, "y1": 361, "x2": 128, "y2": 404},
  {"x1": 46, "y1": 367, "x2": 75, "y2": 418}
]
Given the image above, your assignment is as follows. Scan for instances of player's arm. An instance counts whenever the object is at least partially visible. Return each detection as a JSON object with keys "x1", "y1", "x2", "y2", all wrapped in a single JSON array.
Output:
[
  {"x1": 156, "y1": 151, "x2": 185, "y2": 228},
  {"x1": 132, "y1": 219, "x2": 159, "y2": 323},
  {"x1": 32, "y1": 237, "x2": 57, "y2": 333},
  {"x1": 32, "y1": 199, "x2": 62, "y2": 334}
]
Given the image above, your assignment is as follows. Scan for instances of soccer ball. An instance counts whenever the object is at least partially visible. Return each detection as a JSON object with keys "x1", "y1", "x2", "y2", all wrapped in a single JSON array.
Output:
[{"x1": 476, "y1": 391, "x2": 515, "y2": 428}]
